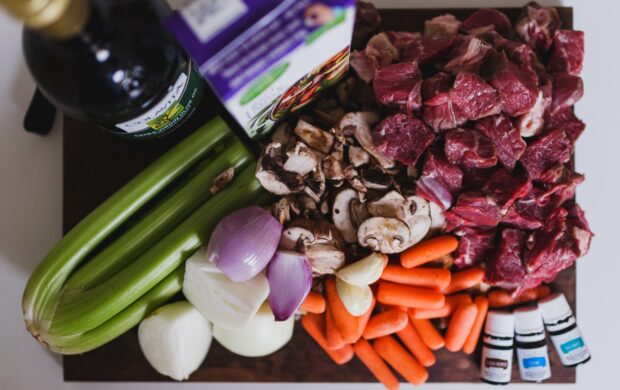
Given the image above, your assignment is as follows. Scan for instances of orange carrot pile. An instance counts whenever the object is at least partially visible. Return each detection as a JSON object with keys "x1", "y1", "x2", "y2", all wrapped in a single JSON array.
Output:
[{"x1": 299, "y1": 234, "x2": 553, "y2": 389}]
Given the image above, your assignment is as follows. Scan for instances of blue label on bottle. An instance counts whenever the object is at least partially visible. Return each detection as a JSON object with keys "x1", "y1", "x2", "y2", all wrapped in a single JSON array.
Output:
[
  {"x1": 561, "y1": 337, "x2": 584, "y2": 353},
  {"x1": 523, "y1": 357, "x2": 547, "y2": 368}
]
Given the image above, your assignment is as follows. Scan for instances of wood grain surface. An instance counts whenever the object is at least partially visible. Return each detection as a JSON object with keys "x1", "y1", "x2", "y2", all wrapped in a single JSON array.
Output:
[{"x1": 63, "y1": 6, "x2": 577, "y2": 383}]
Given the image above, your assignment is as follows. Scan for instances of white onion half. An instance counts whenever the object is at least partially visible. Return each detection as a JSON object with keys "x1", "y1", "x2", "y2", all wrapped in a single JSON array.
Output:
[
  {"x1": 183, "y1": 248, "x2": 269, "y2": 329},
  {"x1": 138, "y1": 301, "x2": 212, "y2": 381},
  {"x1": 213, "y1": 302, "x2": 294, "y2": 357}
]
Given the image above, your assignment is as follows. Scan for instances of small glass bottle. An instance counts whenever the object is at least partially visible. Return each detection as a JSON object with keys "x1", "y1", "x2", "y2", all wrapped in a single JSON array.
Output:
[
  {"x1": 481, "y1": 311, "x2": 515, "y2": 385},
  {"x1": 538, "y1": 293, "x2": 591, "y2": 367},
  {"x1": 514, "y1": 306, "x2": 552, "y2": 382}
]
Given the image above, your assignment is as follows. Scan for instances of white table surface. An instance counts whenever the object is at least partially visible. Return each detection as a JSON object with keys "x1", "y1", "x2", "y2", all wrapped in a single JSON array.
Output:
[{"x1": 1, "y1": 1, "x2": 618, "y2": 389}]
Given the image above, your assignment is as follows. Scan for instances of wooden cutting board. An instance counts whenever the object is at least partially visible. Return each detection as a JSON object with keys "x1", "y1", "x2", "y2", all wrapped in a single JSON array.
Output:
[{"x1": 63, "y1": 7, "x2": 577, "y2": 383}]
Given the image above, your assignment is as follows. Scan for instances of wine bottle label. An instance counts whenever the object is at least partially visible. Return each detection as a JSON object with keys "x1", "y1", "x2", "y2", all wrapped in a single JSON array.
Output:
[{"x1": 115, "y1": 62, "x2": 204, "y2": 138}]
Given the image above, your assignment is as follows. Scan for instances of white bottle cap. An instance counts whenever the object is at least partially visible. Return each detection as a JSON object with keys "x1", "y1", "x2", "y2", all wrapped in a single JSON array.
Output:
[
  {"x1": 538, "y1": 293, "x2": 573, "y2": 324},
  {"x1": 485, "y1": 311, "x2": 515, "y2": 337},
  {"x1": 514, "y1": 306, "x2": 544, "y2": 334}
]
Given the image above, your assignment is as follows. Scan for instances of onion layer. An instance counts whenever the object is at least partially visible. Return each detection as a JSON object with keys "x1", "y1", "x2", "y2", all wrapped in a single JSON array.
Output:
[{"x1": 266, "y1": 251, "x2": 312, "y2": 321}]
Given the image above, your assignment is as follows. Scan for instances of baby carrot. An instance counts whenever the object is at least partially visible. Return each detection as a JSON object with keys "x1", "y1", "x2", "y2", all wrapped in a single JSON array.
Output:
[
  {"x1": 300, "y1": 313, "x2": 354, "y2": 364},
  {"x1": 325, "y1": 304, "x2": 345, "y2": 350},
  {"x1": 409, "y1": 293, "x2": 472, "y2": 319},
  {"x1": 444, "y1": 302, "x2": 479, "y2": 352},
  {"x1": 353, "y1": 339, "x2": 400, "y2": 390},
  {"x1": 400, "y1": 235, "x2": 459, "y2": 268},
  {"x1": 396, "y1": 322, "x2": 436, "y2": 367},
  {"x1": 442, "y1": 267, "x2": 485, "y2": 294},
  {"x1": 462, "y1": 296, "x2": 489, "y2": 355},
  {"x1": 488, "y1": 285, "x2": 551, "y2": 308},
  {"x1": 377, "y1": 281, "x2": 445, "y2": 309},
  {"x1": 363, "y1": 308, "x2": 409, "y2": 340},
  {"x1": 411, "y1": 318, "x2": 445, "y2": 350},
  {"x1": 382, "y1": 265, "x2": 451, "y2": 291},
  {"x1": 300, "y1": 291, "x2": 326, "y2": 313},
  {"x1": 374, "y1": 335, "x2": 429, "y2": 386},
  {"x1": 325, "y1": 278, "x2": 367, "y2": 343}
]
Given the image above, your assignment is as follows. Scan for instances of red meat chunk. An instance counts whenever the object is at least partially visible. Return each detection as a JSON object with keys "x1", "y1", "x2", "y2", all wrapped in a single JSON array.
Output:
[
  {"x1": 486, "y1": 229, "x2": 532, "y2": 292},
  {"x1": 366, "y1": 32, "x2": 400, "y2": 67},
  {"x1": 445, "y1": 191, "x2": 502, "y2": 231},
  {"x1": 487, "y1": 52, "x2": 539, "y2": 117},
  {"x1": 443, "y1": 36, "x2": 494, "y2": 74},
  {"x1": 350, "y1": 50, "x2": 377, "y2": 84},
  {"x1": 546, "y1": 106, "x2": 586, "y2": 142},
  {"x1": 483, "y1": 168, "x2": 532, "y2": 212},
  {"x1": 444, "y1": 128, "x2": 498, "y2": 169},
  {"x1": 475, "y1": 114, "x2": 527, "y2": 170},
  {"x1": 517, "y1": 84, "x2": 552, "y2": 138},
  {"x1": 373, "y1": 113, "x2": 435, "y2": 165},
  {"x1": 552, "y1": 73, "x2": 584, "y2": 111},
  {"x1": 453, "y1": 227, "x2": 497, "y2": 268},
  {"x1": 386, "y1": 31, "x2": 421, "y2": 52},
  {"x1": 422, "y1": 72, "x2": 452, "y2": 100},
  {"x1": 450, "y1": 72, "x2": 501, "y2": 120},
  {"x1": 548, "y1": 30, "x2": 584, "y2": 76},
  {"x1": 567, "y1": 203, "x2": 593, "y2": 256},
  {"x1": 537, "y1": 164, "x2": 585, "y2": 208},
  {"x1": 374, "y1": 62, "x2": 423, "y2": 111},
  {"x1": 520, "y1": 128, "x2": 571, "y2": 179},
  {"x1": 515, "y1": 2, "x2": 562, "y2": 55},
  {"x1": 501, "y1": 187, "x2": 549, "y2": 230},
  {"x1": 402, "y1": 35, "x2": 456, "y2": 66},
  {"x1": 416, "y1": 148, "x2": 463, "y2": 210},
  {"x1": 460, "y1": 8, "x2": 512, "y2": 36},
  {"x1": 352, "y1": 1, "x2": 382, "y2": 49},
  {"x1": 424, "y1": 14, "x2": 461, "y2": 38}
]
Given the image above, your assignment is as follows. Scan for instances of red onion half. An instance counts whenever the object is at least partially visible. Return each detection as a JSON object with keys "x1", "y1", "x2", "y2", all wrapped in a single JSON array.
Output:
[
  {"x1": 267, "y1": 251, "x2": 312, "y2": 321},
  {"x1": 208, "y1": 206, "x2": 282, "y2": 282}
]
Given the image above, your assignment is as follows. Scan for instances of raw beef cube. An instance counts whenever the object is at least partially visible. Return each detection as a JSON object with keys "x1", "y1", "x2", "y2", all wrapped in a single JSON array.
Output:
[
  {"x1": 443, "y1": 36, "x2": 494, "y2": 74},
  {"x1": 422, "y1": 93, "x2": 466, "y2": 132},
  {"x1": 501, "y1": 187, "x2": 549, "y2": 230},
  {"x1": 350, "y1": 50, "x2": 377, "y2": 84},
  {"x1": 422, "y1": 72, "x2": 453, "y2": 100},
  {"x1": 460, "y1": 166, "x2": 495, "y2": 192},
  {"x1": 548, "y1": 30, "x2": 584, "y2": 76},
  {"x1": 515, "y1": 2, "x2": 562, "y2": 55},
  {"x1": 487, "y1": 52, "x2": 539, "y2": 116},
  {"x1": 444, "y1": 128, "x2": 498, "y2": 169},
  {"x1": 416, "y1": 148, "x2": 463, "y2": 210},
  {"x1": 450, "y1": 72, "x2": 501, "y2": 120},
  {"x1": 374, "y1": 62, "x2": 423, "y2": 111},
  {"x1": 365, "y1": 32, "x2": 400, "y2": 67},
  {"x1": 445, "y1": 191, "x2": 502, "y2": 230},
  {"x1": 483, "y1": 168, "x2": 533, "y2": 212},
  {"x1": 567, "y1": 203, "x2": 593, "y2": 256},
  {"x1": 537, "y1": 164, "x2": 584, "y2": 208},
  {"x1": 352, "y1": 1, "x2": 382, "y2": 49},
  {"x1": 386, "y1": 31, "x2": 421, "y2": 52},
  {"x1": 453, "y1": 227, "x2": 497, "y2": 267},
  {"x1": 475, "y1": 114, "x2": 527, "y2": 170},
  {"x1": 552, "y1": 73, "x2": 584, "y2": 111},
  {"x1": 520, "y1": 128, "x2": 571, "y2": 179},
  {"x1": 425, "y1": 14, "x2": 461, "y2": 38},
  {"x1": 460, "y1": 8, "x2": 512, "y2": 36},
  {"x1": 486, "y1": 228, "x2": 532, "y2": 292},
  {"x1": 546, "y1": 106, "x2": 586, "y2": 142},
  {"x1": 373, "y1": 113, "x2": 435, "y2": 165},
  {"x1": 402, "y1": 35, "x2": 456, "y2": 66},
  {"x1": 516, "y1": 85, "x2": 552, "y2": 137}
]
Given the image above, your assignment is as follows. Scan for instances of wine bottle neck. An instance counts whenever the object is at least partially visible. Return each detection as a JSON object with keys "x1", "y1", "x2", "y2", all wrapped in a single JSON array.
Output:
[{"x1": 1, "y1": 0, "x2": 90, "y2": 39}]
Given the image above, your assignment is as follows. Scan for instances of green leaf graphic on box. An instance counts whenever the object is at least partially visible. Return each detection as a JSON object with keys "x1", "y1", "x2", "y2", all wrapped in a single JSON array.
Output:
[
  {"x1": 305, "y1": 11, "x2": 346, "y2": 45},
  {"x1": 240, "y1": 62, "x2": 290, "y2": 106},
  {"x1": 147, "y1": 102, "x2": 184, "y2": 130}
]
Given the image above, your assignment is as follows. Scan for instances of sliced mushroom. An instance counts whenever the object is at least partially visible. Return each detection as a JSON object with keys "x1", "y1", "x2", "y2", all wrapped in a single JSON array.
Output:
[
  {"x1": 320, "y1": 199, "x2": 330, "y2": 215},
  {"x1": 336, "y1": 77, "x2": 355, "y2": 107},
  {"x1": 403, "y1": 214, "x2": 432, "y2": 248},
  {"x1": 357, "y1": 217, "x2": 411, "y2": 254},
  {"x1": 332, "y1": 188, "x2": 358, "y2": 243},
  {"x1": 406, "y1": 165, "x2": 419, "y2": 178},
  {"x1": 361, "y1": 165, "x2": 393, "y2": 190},
  {"x1": 367, "y1": 191, "x2": 410, "y2": 221},
  {"x1": 255, "y1": 151, "x2": 304, "y2": 195},
  {"x1": 305, "y1": 243, "x2": 346, "y2": 275},
  {"x1": 350, "y1": 199, "x2": 370, "y2": 227},
  {"x1": 303, "y1": 165, "x2": 326, "y2": 202},
  {"x1": 322, "y1": 155, "x2": 345, "y2": 181},
  {"x1": 348, "y1": 146, "x2": 370, "y2": 167},
  {"x1": 279, "y1": 226, "x2": 315, "y2": 252},
  {"x1": 272, "y1": 198, "x2": 291, "y2": 225},
  {"x1": 294, "y1": 119, "x2": 334, "y2": 154},
  {"x1": 343, "y1": 165, "x2": 367, "y2": 194},
  {"x1": 272, "y1": 122, "x2": 294, "y2": 146},
  {"x1": 331, "y1": 137, "x2": 346, "y2": 161},
  {"x1": 314, "y1": 107, "x2": 345, "y2": 129},
  {"x1": 340, "y1": 112, "x2": 394, "y2": 169},
  {"x1": 283, "y1": 141, "x2": 319, "y2": 176},
  {"x1": 406, "y1": 195, "x2": 430, "y2": 220},
  {"x1": 429, "y1": 201, "x2": 447, "y2": 231}
]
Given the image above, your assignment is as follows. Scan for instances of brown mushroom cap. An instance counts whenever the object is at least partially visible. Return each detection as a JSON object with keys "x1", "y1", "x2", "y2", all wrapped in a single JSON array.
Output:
[{"x1": 332, "y1": 188, "x2": 359, "y2": 243}]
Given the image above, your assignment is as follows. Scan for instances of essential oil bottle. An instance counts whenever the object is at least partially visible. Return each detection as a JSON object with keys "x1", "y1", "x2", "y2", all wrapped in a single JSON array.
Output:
[
  {"x1": 514, "y1": 306, "x2": 552, "y2": 382},
  {"x1": 538, "y1": 293, "x2": 591, "y2": 367},
  {"x1": 481, "y1": 311, "x2": 515, "y2": 385}
]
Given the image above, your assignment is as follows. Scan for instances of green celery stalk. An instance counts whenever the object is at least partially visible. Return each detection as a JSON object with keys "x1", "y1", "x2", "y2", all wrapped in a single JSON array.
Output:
[
  {"x1": 46, "y1": 165, "x2": 265, "y2": 339},
  {"x1": 63, "y1": 140, "x2": 251, "y2": 291},
  {"x1": 23, "y1": 117, "x2": 231, "y2": 336}
]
